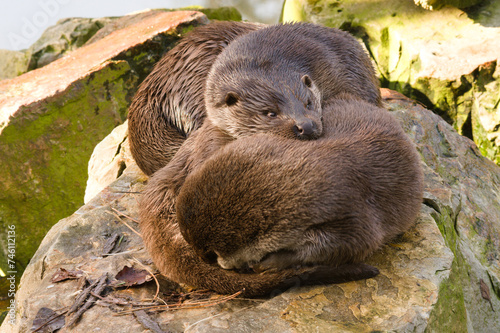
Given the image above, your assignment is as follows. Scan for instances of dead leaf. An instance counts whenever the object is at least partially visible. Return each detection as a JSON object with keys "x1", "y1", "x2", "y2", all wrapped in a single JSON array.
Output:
[
  {"x1": 31, "y1": 307, "x2": 65, "y2": 333},
  {"x1": 50, "y1": 268, "x2": 83, "y2": 283},
  {"x1": 480, "y1": 279, "x2": 495, "y2": 311},
  {"x1": 112, "y1": 265, "x2": 152, "y2": 287}
]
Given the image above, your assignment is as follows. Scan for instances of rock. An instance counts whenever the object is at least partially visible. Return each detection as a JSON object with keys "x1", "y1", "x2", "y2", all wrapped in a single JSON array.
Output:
[
  {"x1": 84, "y1": 121, "x2": 140, "y2": 204},
  {"x1": 282, "y1": 0, "x2": 500, "y2": 165},
  {"x1": 0, "y1": 10, "x2": 209, "y2": 281},
  {"x1": 0, "y1": 50, "x2": 29, "y2": 81},
  {"x1": 85, "y1": 7, "x2": 241, "y2": 48},
  {"x1": 27, "y1": 17, "x2": 117, "y2": 71},
  {"x1": 414, "y1": 0, "x2": 484, "y2": 10},
  {"x1": 3, "y1": 91, "x2": 499, "y2": 332},
  {"x1": 188, "y1": 6, "x2": 243, "y2": 21}
]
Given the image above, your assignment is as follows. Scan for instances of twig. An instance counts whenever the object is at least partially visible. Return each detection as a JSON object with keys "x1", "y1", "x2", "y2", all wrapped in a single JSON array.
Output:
[
  {"x1": 67, "y1": 273, "x2": 108, "y2": 327},
  {"x1": 111, "y1": 207, "x2": 140, "y2": 223},
  {"x1": 132, "y1": 258, "x2": 161, "y2": 301},
  {"x1": 67, "y1": 278, "x2": 99, "y2": 315},
  {"x1": 115, "y1": 290, "x2": 243, "y2": 315},
  {"x1": 103, "y1": 249, "x2": 137, "y2": 256},
  {"x1": 106, "y1": 210, "x2": 142, "y2": 238}
]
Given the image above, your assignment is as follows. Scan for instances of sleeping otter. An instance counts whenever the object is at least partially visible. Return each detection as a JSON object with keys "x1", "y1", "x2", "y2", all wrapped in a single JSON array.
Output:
[
  {"x1": 204, "y1": 22, "x2": 381, "y2": 141},
  {"x1": 139, "y1": 95, "x2": 395, "y2": 296},
  {"x1": 128, "y1": 21, "x2": 381, "y2": 175},
  {"x1": 175, "y1": 97, "x2": 423, "y2": 274}
]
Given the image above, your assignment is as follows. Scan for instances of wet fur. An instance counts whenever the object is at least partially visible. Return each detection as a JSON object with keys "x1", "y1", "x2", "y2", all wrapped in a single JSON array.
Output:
[
  {"x1": 128, "y1": 21, "x2": 261, "y2": 175},
  {"x1": 176, "y1": 98, "x2": 423, "y2": 273}
]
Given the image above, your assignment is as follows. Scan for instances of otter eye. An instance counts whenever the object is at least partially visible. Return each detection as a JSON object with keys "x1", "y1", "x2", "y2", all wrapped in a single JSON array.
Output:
[
  {"x1": 267, "y1": 111, "x2": 277, "y2": 118},
  {"x1": 306, "y1": 99, "x2": 313, "y2": 110}
]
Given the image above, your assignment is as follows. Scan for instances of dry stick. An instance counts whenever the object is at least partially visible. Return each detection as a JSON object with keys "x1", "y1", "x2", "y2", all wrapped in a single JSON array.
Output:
[
  {"x1": 102, "y1": 233, "x2": 120, "y2": 256},
  {"x1": 106, "y1": 210, "x2": 142, "y2": 238},
  {"x1": 132, "y1": 258, "x2": 161, "y2": 301},
  {"x1": 67, "y1": 278, "x2": 100, "y2": 315},
  {"x1": 67, "y1": 273, "x2": 108, "y2": 327},
  {"x1": 115, "y1": 290, "x2": 243, "y2": 315},
  {"x1": 133, "y1": 310, "x2": 169, "y2": 333},
  {"x1": 111, "y1": 207, "x2": 140, "y2": 223}
]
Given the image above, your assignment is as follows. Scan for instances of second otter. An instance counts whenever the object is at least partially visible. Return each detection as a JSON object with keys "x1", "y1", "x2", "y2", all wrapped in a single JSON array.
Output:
[{"x1": 176, "y1": 98, "x2": 423, "y2": 274}]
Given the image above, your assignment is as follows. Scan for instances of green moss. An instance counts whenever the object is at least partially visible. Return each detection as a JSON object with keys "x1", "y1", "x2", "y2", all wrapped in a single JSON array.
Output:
[
  {"x1": 0, "y1": 60, "x2": 136, "y2": 275},
  {"x1": 170, "y1": 6, "x2": 242, "y2": 22},
  {"x1": 426, "y1": 206, "x2": 469, "y2": 332},
  {"x1": 198, "y1": 7, "x2": 242, "y2": 21},
  {"x1": 426, "y1": 258, "x2": 468, "y2": 332}
]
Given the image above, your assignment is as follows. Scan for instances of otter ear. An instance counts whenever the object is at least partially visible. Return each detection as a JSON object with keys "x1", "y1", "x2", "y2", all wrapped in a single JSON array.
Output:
[
  {"x1": 224, "y1": 92, "x2": 239, "y2": 106},
  {"x1": 301, "y1": 74, "x2": 313, "y2": 88}
]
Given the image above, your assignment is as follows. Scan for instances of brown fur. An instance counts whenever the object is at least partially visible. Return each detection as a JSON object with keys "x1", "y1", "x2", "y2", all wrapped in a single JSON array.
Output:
[
  {"x1": 128, "y1": 22, "x2": 381, "y2": 176},
  {"x1": 128, "y1": 21, "x2": 261, "y2": 175},
  {"x1": 204, "y1": 22, "x2": 381, "y2": 141},
  {"x1": 139, "y1": 97, "x2": 385, "y2": 297},
  {"x1": 176, "y1": 98, "x2": 423, "y2": 274}
]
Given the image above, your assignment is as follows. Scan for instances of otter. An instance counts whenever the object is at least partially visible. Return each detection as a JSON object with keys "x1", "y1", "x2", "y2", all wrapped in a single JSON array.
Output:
[
  {"x1": 175, "y1": 97, "x2": 423, "y2": 274},
  {"x1": 139, "y1": 96, "x2": 389, "y2": 296},
  {"x1": 128, "y1": 21, "x2": 262, "y2": 175},
  {"x1": 128, "y1": 21, "x2": 381, "y2": 176},
  {"x1": 204, "y1": 22, "x2": 381, "y2": 141}
]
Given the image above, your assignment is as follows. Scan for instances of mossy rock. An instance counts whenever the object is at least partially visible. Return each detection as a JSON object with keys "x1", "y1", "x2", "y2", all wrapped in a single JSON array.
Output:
[
  {"x1": 282, "y1": 0, "x2": 500, "y2": 167},
  {"x1": 0, "y1": 10, "x2": 208, "y2": 286}
]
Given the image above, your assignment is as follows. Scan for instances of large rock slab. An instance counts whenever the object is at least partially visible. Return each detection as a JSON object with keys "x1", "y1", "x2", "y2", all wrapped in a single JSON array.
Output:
[
  {"x1": 3, "y1": 92, "x2": 499, "y2": 332},
  {"x1": 282, "y1": 0, "x2": 500, "y2": 165},
  {"x1": 0, "y1": 6, "x2": 241, "y2": 81},
  {"x1": 0, "y1": 10, "x2": 209, "y2": 280}
]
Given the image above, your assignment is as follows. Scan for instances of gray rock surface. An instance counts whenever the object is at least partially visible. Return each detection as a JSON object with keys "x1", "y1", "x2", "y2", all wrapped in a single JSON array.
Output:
[
  {"x1": 0, "y1": 50, "x2": 29, "y2": 81},
  {"x1": 3, "y1": 91, "x2": 498, "y2": 332}
]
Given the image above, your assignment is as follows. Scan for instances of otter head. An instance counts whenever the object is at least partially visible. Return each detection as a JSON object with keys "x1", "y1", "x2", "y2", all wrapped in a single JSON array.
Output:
[{"x1": 205, "y1": 70, "x2": 323, "y2": 140}]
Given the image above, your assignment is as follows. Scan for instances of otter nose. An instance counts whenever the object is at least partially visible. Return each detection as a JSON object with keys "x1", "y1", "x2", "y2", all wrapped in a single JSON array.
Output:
[{"x1": 294, "y1": 121, "x2": 315, "y2": 139}]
